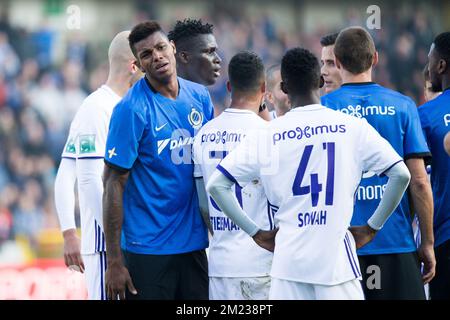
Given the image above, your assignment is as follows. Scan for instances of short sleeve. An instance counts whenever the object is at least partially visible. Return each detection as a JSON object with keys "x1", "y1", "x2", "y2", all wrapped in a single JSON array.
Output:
[
  {"x1": 192, "y1": 130, "x2": 203, "y2": 178},
  {"x1": 61, "y1": 124, "x2": 78, "y2": 159},
  {"x1": 217, "y1": 129, "x2": 263, "y2": 188},
  {"x1": 202, "y1": 88, "x2": 215, "y2": 121},
  {"x1": 104, "y1": 101, "x2": 146, "y2": 170},
  {"x1": 76, "y1": 107, "x2": 110, "y2": 159},
  {"x1": 403, "y1": 100, "x2": 431, "y2": 159},
  {"x1": 358, "y1": 118, "x2": 403, "y2": 176}
]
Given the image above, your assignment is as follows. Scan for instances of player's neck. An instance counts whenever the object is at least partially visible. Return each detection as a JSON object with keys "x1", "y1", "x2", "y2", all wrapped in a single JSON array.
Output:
[
  {"x1": 290, "y1": 92, "x2": 320, "y2": 109},
  {"x1": 442, "y1": 77, "x2": 450, "y2": 92},
  {"x1": 146, "y1": 74, "x2": 179, "y2": 100},
  {"x1": 229, "y1": 95, "x2": 261, "y2": 114},
  {"x1": 340, "y1": 69, "x2": 372, "y2": 84},
  {"x1": 106, "y1": 77, "x2": 130, "y2": 97}
]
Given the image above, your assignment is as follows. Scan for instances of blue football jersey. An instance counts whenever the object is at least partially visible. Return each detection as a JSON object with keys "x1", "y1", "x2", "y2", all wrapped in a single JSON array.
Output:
[
  {"x1": 418, "y1": 88, "x2": 450, "y2": 247},
  {"x1": 322, "y1": 83, "x2": 430, "y2": 255},
  {"x1": 104, "y1": 76, "x2": 214, "y2": 254}
]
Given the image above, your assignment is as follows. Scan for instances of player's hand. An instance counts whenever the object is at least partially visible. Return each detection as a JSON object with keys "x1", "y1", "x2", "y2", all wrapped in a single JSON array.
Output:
[
  {"x1": 348, "y1": 225, "x2": 377, "y2": 249},
  {"x1": 63, "y1": 229, "x2": 85, "y2": 273},
  {"x1": 418, "y1": 243, "x2": 436, "y2": 284},
  {"x1": 252, "y1": 228, "x2": 279, "y2": 252},
  {"x1": 105, "y1": 262, "x2": 137, "y2": 300}
]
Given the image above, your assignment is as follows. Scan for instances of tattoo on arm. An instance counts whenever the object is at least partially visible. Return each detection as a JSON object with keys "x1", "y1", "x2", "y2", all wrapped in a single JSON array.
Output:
[{"x1": 103, "y1": 165, "x2": 129, "y2": 265}]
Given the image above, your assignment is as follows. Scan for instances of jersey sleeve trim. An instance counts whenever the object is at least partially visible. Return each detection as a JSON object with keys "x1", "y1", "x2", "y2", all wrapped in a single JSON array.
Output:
[
  {"x1": 217, "y1": 164, "x2": 242, "y2": 188},
  {"x1": 404, "y1": 152, "x2": 432, "y2": 160},
  {"x1": 62, "y1": 155, "x2": 77, "y2": 160},
  {"x1": 78, "y1": 156, "x2": 104, "y2": 160},
  {"x1": 104, "y1": 160, "x2": 130, "y2": 173},
  {"x1": 380, "y1": 159, "x2": 403, "y2": 177}
]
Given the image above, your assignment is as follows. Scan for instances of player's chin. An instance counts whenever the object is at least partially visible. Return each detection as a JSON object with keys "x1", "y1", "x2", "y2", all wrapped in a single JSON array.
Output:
[{"x1": 205, "y1": 76, "x2": 217, "y2": 86}]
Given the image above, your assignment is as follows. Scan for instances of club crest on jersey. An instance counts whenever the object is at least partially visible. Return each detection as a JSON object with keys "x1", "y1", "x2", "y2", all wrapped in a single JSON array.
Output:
[{"x1": 188, "y1": 107, "x2": 203, "y2": 129}]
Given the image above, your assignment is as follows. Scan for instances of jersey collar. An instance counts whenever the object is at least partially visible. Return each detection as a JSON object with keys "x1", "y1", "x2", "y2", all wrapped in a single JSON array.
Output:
[
  {"x1": 224, "y1": 108, "x2": 255, "y2": 115},
  {"x1": 289, "y1": 104, "x2": 325, "y2": 112},
  {"x1": 101, "y1": 85, "x2": 121, "y2": 100}
]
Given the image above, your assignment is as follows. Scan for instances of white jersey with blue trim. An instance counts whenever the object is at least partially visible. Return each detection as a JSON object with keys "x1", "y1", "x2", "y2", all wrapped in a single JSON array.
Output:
[
  {"x1": 218, "y1": 104, "x2": 403, "y2": 285},
  {"x1": 193, "y1": 108, "x2": 273, "y2": 277},
  {"x1": 61, "y1": 85, "x2": 121, "y2": 254}
]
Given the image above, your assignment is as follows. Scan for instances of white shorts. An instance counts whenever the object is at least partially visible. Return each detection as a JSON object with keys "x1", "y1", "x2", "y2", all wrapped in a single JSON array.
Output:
[
  {"x1": 82, "y1": 252, "x2": 107, "y2": 300},
  {"x1": 210, "y1": 276, "x2": 271, "y2": 300},
  {"x1": 269, "y1": 277, "x2": 364, "y2": 300}
]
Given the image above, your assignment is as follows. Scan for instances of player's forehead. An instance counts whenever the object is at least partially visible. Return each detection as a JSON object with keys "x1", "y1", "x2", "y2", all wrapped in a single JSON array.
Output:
[
  {"x1": 134, "y1": 31, "x2": 169, "y2": 52},
  {"x1": 192, "y1": 34, "x2": 218, "y2": 50},
  {"x1": 321, "y1": 45, "x2": 335, "y2": 61}
]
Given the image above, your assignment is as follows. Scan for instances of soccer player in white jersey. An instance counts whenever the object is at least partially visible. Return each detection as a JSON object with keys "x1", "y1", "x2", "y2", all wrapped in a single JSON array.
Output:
[
  {"x1": 54, "y1": 31, "x2": 142, "y2": 300},
  {"x1": 265, "y1": 64, "x2": 290, "y2": 120},
  {"x1": 206, "y1": 47, "x2": 411, "y2": 300},
  {"x1": 193, "y1": 51, "x2": 274, "y2": 300}
]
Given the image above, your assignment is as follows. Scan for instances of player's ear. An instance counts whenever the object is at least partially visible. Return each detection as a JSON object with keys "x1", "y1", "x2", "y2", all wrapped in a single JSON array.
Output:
[
  {"x1": 226, "y1": 81, "x2": 232, "y2": 93},
  {"x1": 134, "y1": 59, "x2": 145, "y2": 73},
  {"x1": 280, "y1": 81, "x2": 288, "y2": 94},
  {"x1": 438, "y1": 58, "x2": 447, "y2": 75},
  {"x1": 169, "y1": 40, "x2": 176, "y2": 55},
  {"x1": 179, "y1": 51, "x2": 189, "y2": 64},
  {"x1": 372, "y1": 51, "x2": 379, "y2": 67},
  {"x1": 335, "y1": 57, "x2": 342, "y2": 70},
  {"x1": 131, "y1": 60, "x2": 139, "y2": 72}
]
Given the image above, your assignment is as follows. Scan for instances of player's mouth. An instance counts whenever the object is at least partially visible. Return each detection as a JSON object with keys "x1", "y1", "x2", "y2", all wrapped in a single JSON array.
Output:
[
  {"x1": 155, "y1": 62, "x2": 170, "y2": 73},
  {"x1": 213, "y1": 68, "x2": 221, "y2": 78}
]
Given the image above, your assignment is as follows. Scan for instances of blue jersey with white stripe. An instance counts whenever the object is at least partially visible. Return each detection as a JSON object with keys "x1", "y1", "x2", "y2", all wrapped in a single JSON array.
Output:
[
  {"x1": 322, "y1": 83, "x2": 430, "y2": 255},
  {"x1": 418, "y1": 88, "x2": 450, "y2": 247},
  {"x1": 105, "y1": 76, "x2": 213, "y2": 254}
]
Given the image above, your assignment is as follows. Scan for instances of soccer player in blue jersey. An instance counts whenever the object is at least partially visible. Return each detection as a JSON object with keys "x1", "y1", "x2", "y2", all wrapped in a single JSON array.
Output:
[
  {"x1": 445, "y1": 132, "x2": 450, "y2": 157},
  {"x1": 418, "y1": 32, "x2": 450, "y2": 299},
  {"x1": 168, "y1": 18, "x2": 222, "y2": 87},
  {"x1": 321, "y1": 27, "x2": 435, "y2": 300},
  {"x1": 320, "y1": 32, "x2": 342, "y2": 94},
  {"x1": 102, "y1": 21, "x2": 213, "y2": 300}
]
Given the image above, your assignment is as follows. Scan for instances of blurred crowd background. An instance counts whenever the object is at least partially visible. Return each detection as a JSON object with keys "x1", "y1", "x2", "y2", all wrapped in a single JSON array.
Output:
[{"x1": 0, "y1": 0, "x2": 448, "y2": 264}]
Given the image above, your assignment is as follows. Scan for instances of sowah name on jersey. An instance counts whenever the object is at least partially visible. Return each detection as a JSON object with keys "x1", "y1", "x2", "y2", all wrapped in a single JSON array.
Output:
[
  {"x1": 297, "y1": 210, "x2": 327, "y2": 228},
  {"x1": 273, "y1": 124, "x2": 346, "y2": 145}
]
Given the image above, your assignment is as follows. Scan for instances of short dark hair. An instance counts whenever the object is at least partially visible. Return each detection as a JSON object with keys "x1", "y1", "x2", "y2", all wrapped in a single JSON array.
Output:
[
  {"x1": 433, "y1": 31, "x2": 450, "y2": 64},
  {"x1": 320, "y1": 32, "x2": 339, "y2": 47},
  {"x1": 228, "y1": 51, "x2": 265, "y2": 93},
  {"x1": 129, "y1": 21, "x2": 163, "y2": 57},
  {"x1": 168, "y1": 18, "x2": 213, "y2": 49},
  {"x1": 334, "y1": 27, "x2": 375, "y2": 74},
  {"x1": 281, "y1": 47, "x2": 321, "y2": 96}
]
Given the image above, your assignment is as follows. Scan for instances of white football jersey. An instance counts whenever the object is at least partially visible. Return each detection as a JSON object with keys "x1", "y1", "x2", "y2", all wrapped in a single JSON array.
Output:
[
  {"x1": 61, "y1": 85, "x2": 121, "y2": 254},
  {"x1": 218, "y1": 104, "x2": 402, "y2": 285},
  {"x1": 193, "y1": 108, "x2": 273, "y2": 277}
]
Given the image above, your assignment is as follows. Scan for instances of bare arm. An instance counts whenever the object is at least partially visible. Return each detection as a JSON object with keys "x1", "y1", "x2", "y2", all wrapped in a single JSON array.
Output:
[
  {"x1": 103, "y1": 164, "x2": 136, "y2": 299},
  {"x1": 405, "y1": 158, "x2": 435, "y2": 284},
  {"x1": 195, "y1": 177, "x2": 214, "y2": 236}
]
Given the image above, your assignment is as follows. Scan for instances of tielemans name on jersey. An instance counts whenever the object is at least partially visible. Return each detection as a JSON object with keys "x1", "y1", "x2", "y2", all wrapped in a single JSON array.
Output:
[
  {"x1": 273, "y1": 124, "x2": 346, "y2": 145},
  {"x1": 210, "y1": 216, "x2": 241, "y2": 232},
  {"x1": 298, "y1": 210, "x2": 327, "y2": 228}
]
